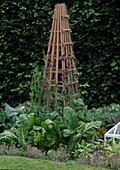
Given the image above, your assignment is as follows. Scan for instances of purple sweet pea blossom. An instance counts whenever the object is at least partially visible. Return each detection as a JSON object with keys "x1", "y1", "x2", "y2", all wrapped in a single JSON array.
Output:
[
  {"x1": 66, "y1": 67, "x2": 69, "y2": 71},
  {"x1": 66, "y1": 72, "x2": 68, "y2": 75},
  {"x1": 40, "y1": 78, "x2": 42, "y2": 81},
  {"x1": 44, "y1": 82, "x2": 49, "y2": 86},
  {"x1": 22, "y1": 87, "x2": 25, "y2": 90},
  {"x1": 24, "y1": 101, "x2": 27, "y2": 104},
  {"x1": 47, "y1": 59, "x2": 52, "y2": 63},
  {"x1": 73, "y1": 74, "x2": 76, "y2": 77},
  {"x1": 66, "y1": 62, "x2": 69, "y2": 66}
]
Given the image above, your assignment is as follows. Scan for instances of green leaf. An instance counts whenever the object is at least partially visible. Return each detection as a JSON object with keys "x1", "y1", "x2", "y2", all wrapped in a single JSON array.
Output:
[
  {"x1": 63, "y1": 106, "x2": 79, "y2": 130},
  {"x1": 77, "y1": 110, "x2": 84, "y2": 119},
  {"x1": 111, "y1": 61, "x2": 117, "y2": 66},
  {"x1": 5, "y1": 104, "x2": 19, "y2": 117},
  {"x1": 33, "y1": 126, "x2": 42, "y2": 131},
  {"x1": 82, "y1": 121, "x2": 101, "y2": 135},
  {"x1": 63, "y1": 129, "x2": 72, "y2": 137}
]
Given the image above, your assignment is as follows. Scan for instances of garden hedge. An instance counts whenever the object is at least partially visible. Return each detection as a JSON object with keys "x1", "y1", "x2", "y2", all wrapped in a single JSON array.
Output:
[{"x1": 0, "y1": 0, "x2": 120, "y2": 108}]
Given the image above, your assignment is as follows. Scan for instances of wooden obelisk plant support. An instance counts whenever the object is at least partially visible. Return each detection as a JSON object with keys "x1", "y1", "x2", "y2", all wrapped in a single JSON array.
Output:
[{"x1": 41, "y1": 3, "x2": 80, "y2": 111}]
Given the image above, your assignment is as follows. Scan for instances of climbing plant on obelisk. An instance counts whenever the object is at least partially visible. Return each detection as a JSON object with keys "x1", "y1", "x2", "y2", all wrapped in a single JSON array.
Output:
[{"x1": 41, "y1": 3, "x2": 80, "y2": 111}]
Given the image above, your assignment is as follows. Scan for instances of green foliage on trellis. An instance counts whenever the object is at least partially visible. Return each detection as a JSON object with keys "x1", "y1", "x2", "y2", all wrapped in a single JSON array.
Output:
[{"x1": 0, "y1": 0, "x2": 120, "y2": 108}]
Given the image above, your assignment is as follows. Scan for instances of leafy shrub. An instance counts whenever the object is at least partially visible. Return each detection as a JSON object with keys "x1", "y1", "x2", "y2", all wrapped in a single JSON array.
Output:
[
  {"x1": 0, "y1": 102, "x2": 102, "y2": 152},
  {"x1": 0, "y1": 142, "x2": 46, "y2": 159},
  {"x1": 47, "y1": 146, "x2": 70, "y2": 162},
  {"x1": 77, "y1": 103, "x2": 120, "y2": 135},
  {"x1": 76, "y1": 150, "x2": 120, "y2": 169}
]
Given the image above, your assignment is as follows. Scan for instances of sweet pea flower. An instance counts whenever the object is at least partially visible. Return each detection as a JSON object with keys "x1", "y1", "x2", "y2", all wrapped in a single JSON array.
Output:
[
  {"x1": 31, "y1": 77, "x2": 34, "y2": 80},
  {"x1": 22, "y1": 87, "x2": 25, "y2": 90},
  {"x1": 66, "y1": 62, "x2": 69, "y2": 66},
  {"x1": 47, "y1": 59, "x2": 52, "y2": 63},
  {"x1": 40, "y1": 78, "x2": 42, "y2": 81},
  {"x1": 45, "y1": 82, "x2": 49, "y2": 86},
  {"x1": 68, "y1": 85, "x2": 71, "y2": 88},
  {"x1": 44, "y1": 86, "x2": 47, "y2": 90},
  {"x1": 68, "y1": 54, "x2": 70, "y2": 56},
  {"x1": 66, "y1": 72, "x2": 68, "y2": 75},
  {"x1": 44, "y1": 78, "x2": 46, "y2": 81},
  {"x1": 73, "y1": 74, "x2": 76, "y2": 77},
  {"x1": 66, "y1": 67, "x2": 69, "y2": 71},
  {"x1": 24, "y1": 101, "x2": 27, "y2": 104}
]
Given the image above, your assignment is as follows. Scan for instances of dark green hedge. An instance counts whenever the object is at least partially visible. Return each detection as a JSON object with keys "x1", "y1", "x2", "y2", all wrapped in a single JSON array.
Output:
[
  {"x1": 0, "y1": 0, "x2": 120, "y2": 108},
  {"x1": 69, "y1": 0, "x2": 120, "y2": 107}
]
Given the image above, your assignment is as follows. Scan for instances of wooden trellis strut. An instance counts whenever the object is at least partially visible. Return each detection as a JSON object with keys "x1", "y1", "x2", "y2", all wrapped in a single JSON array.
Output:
[{"x1": 43, "y1": 3, "x2": 80, "y2": 110}]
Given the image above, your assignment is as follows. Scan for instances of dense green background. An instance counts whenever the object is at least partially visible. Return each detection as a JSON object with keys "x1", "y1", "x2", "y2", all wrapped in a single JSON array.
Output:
[{"x1": 0, "y1": 0, "x2": 120, "y2": 108}]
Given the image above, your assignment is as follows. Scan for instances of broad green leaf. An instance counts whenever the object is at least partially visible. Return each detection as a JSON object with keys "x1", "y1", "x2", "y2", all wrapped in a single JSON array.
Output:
[
  {"x1": 63, "y1": 129, "x2": 72, "y2": 137},
  {"x1": 77, "y1": 98, "x2": 84, "y2": 105},
  {"x1": 77, "y1": 110, "x2": 84, "y2": 119},
  {"x1": 5, "y1": 104, "x2": 19, "y2": 117},
  {"x1": 111, "y1": 61, "x2": 117, "y2": 66},
  {"x1": 63, "y1": 106, "x2": 79, "y2": 130}
]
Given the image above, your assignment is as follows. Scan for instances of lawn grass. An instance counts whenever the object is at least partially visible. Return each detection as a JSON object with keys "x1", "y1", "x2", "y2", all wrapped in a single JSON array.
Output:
[{"x1": 0, "y1": 155, "x2": 110, "y2": 170}]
